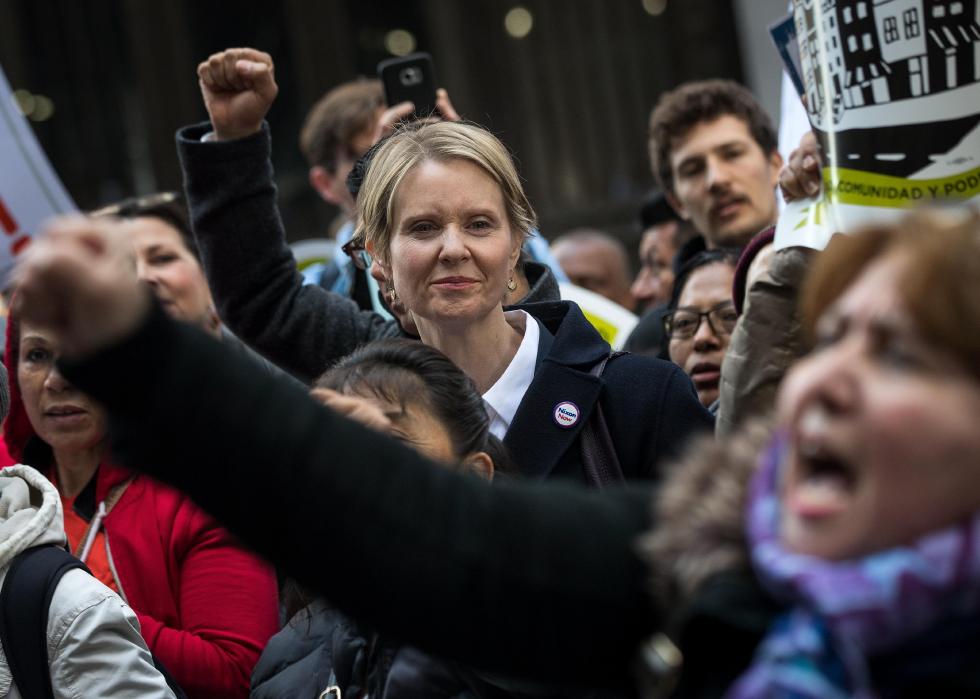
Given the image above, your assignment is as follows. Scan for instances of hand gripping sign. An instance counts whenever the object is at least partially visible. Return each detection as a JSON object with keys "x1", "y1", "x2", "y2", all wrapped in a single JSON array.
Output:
[
  {"x1": 0, "y1": 64, "x2": 76, "y2": 285},
  {"x1": 776, "y1": 0, "x2": 980, "y2": 251}
]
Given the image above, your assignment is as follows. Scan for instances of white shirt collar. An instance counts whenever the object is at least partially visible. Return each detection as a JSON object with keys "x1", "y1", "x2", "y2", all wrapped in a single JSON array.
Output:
[{"x1": 483, "y1": 310, "x2": 539, "y2": 440}]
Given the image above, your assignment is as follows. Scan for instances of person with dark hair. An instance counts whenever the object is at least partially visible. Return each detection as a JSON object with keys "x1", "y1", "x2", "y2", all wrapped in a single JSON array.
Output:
[
  {"x1": 663, "y1": 250, "x2": 741, "y2": 412},
  {"x1": 550, "y1": 229, "x2": 634, "y2": 310},
  {"x1": 646, "y1": 80, "x2": 812, "y2": 434},
  {"x1": 15, "y1": 209, "x2": 980, "y2": 698},
  {"x1": 298, "y1": 78, "x2": 392, "y2": 299},
  {"x1": 623, "y1": 192, "x2": 701, "y2": 357},
  {"x1": 92, "y1": 193, "x2": 299, "y2": 387},
  {"x1": 631, "y1": 192, "x2": 699, "y2": 314},
  {"x1": 251, "y1": 339, "x2": 516, "y2": 698},
  {"x1": 313, "y1": 339, "x2": 514, "y2": 478},
  {"x1": 300, "y1": 79, "x2": 386, "y2": 219},
  {"x1": 93, "y1": 193, "x2": 219, "y2": 336},
  {"x1": 93, "y1": 191, "x2": 202, "y2": 259},
  {"x1": 647, "y1": 80, "x2": 782, "y2": 249}
]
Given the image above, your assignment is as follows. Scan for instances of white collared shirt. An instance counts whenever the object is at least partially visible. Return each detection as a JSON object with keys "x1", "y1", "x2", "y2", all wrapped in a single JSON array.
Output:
[{"x1": 483, "y1": 310, "x2": 540, "y2": 440}]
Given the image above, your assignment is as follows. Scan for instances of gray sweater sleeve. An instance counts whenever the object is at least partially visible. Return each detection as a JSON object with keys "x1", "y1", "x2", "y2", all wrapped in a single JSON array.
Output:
[{"x1": 176, "y1": 122, "x2": 403, "y2": 384}]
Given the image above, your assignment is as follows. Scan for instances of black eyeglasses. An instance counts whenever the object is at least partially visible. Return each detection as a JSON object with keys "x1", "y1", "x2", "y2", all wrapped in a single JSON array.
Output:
[
  {"x1": 341, "y1": 237, "x2": 373, "y2": 270},
  {"x1": 663, "y1": 301, "x2": 739, "y2": 340}
]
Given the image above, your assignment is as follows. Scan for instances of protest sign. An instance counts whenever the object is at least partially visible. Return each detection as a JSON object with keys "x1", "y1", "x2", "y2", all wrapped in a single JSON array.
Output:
[
  {"x1": 290, "y1": 238, "x2": 337, "y2": 273},
  {"x1": 558, "y1": 283, "x2": 638, "y2": 350},
  {"x1": 0, "y1": 64, "x2": 76, "y2": 284},
  {"x1": 776, "y1": 0, "x2": 980, "y2": 250}
]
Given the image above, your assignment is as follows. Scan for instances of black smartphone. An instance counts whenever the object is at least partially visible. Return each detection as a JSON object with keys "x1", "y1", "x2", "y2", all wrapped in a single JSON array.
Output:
[{"x1": 378, "y1": 52, "x2": 438, "y2": 118}]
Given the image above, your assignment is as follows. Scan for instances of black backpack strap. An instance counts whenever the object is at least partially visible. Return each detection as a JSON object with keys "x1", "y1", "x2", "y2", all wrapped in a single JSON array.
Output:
[
  {"x1": 0, "y1": 545, "x2": 89, "y2": 699},
  {"x1": 581, "y1": 351, "x2": 627, "y2": 487}
]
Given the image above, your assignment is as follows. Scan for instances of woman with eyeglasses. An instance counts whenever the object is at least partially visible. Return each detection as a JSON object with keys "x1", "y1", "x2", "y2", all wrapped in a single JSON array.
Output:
[{"x1": 663, "y1": 250, "x2": 741, "y2": 411}]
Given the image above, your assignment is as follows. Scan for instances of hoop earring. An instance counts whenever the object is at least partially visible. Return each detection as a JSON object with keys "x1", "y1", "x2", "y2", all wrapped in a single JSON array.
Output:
[
  {"x1": 506, "y1": 274, "x2": 517, "y2": 292},
  {"x1": 388, "y1": 287, "x2": 399, "y2": 304}
]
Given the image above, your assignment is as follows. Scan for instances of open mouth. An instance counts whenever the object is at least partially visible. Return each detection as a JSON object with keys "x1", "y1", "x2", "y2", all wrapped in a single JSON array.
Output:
[{"x1": 787, "y1": 440, "x2": 857, "y2": 519}]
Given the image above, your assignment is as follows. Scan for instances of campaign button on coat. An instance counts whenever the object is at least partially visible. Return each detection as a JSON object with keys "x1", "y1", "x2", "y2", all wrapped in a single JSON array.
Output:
[{"x1": 553, "y1": 401, "x2": 580, "y2": 428}]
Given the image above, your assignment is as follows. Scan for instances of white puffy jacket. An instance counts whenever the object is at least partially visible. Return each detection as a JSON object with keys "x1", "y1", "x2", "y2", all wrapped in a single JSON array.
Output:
[{"x1": 0, "y1": 464, "x2": 175, "y2": 699}]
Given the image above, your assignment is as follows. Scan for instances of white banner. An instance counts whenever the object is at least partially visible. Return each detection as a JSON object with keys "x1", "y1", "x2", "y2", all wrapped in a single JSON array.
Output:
[
  {"x1": 0, "y1": 64, "x2": 76, "y2": 285},
  {"x1": 776, "y1": 0, "x2": 980, "y2": 250}
]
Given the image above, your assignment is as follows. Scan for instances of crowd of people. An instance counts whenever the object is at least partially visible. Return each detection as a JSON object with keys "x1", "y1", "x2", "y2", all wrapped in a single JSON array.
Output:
[{"x1": 0, "y1": 41, "x2": 977, "y2": 699}]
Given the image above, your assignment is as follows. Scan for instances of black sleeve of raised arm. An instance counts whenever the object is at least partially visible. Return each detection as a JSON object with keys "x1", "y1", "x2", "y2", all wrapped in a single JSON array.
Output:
[
  {"x1": 176, "y1": 122, "x2": 403, "y2": 383},
  {"x1": 652, "y1": 364, "x2": 716, "y2": 469},
  {"x1": 59, "y1": 304, "x2": 658, "y2": 690}
]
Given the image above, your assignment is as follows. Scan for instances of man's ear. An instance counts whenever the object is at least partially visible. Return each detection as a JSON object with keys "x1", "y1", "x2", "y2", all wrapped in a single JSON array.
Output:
[
  {"x1": 462, "y1": 451, "x2": 494, "y2": 481},
  {"x1": 767, "y1": 149, "x2": 785, "y2": 188},
  {"x1": 665, "y1": 190, "x2": 690, "y2": 222},
  {"x1": 309, "y1": 166, "x2": 343, "y2": 206}
]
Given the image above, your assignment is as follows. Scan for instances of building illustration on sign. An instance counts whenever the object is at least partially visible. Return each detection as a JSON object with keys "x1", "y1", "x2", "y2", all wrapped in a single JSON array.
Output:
[
  {"x1": 798, "y1": 0, "x2": 980, "y2": 122},
  {"x1": 776, "y1": 0, "x2": 980, "y2": 253},
  {"x1": 795, "y1": 0, "x2": 980, "y2": 177}
]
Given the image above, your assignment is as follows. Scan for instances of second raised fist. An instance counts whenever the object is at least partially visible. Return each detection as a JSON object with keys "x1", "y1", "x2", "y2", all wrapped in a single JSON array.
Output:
[{"x1": 197, "y1": 47, "x2": 278, "y2": 141}]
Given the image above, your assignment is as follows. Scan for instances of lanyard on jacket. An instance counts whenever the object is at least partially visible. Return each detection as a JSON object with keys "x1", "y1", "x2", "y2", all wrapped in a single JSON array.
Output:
[{"x1": 74, "y1": 476, "x2": 136, "y2": 563}]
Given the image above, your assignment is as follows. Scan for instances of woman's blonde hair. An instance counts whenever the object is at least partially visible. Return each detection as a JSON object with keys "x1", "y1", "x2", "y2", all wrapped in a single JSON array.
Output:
[
  {"x1": 802, "y1": 208, "x2": 980, "y2": 380},
  {"x1": 355, "y1": 121, "x2": 537, "y2": 262}
]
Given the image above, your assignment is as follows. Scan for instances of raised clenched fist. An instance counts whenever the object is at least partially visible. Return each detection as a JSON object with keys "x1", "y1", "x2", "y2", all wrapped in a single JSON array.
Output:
[{"x1": 197, "y1": 47, "x2": 278, "y2": 141}]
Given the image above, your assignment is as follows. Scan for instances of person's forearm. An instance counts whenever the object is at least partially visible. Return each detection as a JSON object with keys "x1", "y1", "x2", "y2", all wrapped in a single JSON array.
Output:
[{"x1": 60, "y1": 304, "x2": 657, "y2": 687}]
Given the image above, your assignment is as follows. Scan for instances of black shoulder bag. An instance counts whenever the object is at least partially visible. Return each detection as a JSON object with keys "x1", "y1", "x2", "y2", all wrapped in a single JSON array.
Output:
[
  {"x1": 580, "y1": 351, "x2": 627, "y2": 487},
  {"x1": 0, "y1": 545, "x2": 88, "y2": 699}
]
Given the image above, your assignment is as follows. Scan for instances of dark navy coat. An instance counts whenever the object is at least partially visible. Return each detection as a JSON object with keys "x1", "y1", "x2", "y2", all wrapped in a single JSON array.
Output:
[{"x1": 504, "y1": 301, "x2": 713, "y2": 483}]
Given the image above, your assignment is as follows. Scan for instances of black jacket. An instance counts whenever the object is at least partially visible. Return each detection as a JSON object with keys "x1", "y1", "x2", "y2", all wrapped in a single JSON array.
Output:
[
  {"x1": 251, "y1": 600, "x2": 483, "y2": 699},
  {"x1": 510, "y1": 301, "x2": 711, "y2": 482},
  {"x1": 251, "y1": 599, "x2": 620, "y2": 698}
]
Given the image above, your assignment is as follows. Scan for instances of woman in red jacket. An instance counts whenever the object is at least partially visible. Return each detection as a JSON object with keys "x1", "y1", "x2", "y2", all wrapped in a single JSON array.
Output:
[{"x1": 2, "y1": 310, "x2": 279, "y2": 699}]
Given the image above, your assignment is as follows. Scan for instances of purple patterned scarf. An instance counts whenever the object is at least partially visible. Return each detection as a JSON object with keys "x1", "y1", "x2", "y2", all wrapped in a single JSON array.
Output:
[{"x1": 727, "y1": 433, "x2": 980, "y2": 699}]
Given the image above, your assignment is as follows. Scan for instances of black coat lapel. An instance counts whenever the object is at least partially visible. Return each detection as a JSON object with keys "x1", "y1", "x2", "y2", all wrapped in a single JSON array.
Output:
[
  {"x1": 502, "y1": 302, "x2": 611, "y2": 480},
  {"x1": 503, "y1": 360, "x2": 602, "y2": 480}
]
